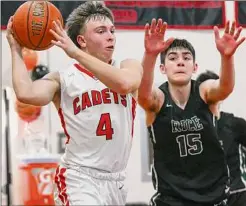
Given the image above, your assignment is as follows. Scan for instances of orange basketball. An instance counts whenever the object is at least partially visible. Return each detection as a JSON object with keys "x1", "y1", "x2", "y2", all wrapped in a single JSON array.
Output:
[
  {"x1": 16, "y1": 100, "x2": 42, "y2": 122},
  {"x1": 12, "y1": 1, "x2": 63, "y2": 51}
]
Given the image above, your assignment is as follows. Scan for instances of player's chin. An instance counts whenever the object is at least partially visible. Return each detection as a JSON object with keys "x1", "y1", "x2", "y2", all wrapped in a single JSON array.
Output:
[
  {"x1": 103, "y1": 52, "x2": 113, "y2": 62},
  {"x1": 169, "y1": 75, "x2": 191, "y2": 86}
]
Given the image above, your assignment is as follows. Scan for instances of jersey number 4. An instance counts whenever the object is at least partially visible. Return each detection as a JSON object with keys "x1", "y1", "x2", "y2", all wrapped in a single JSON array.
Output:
[
  {"x1": 176, "y1": 134, "x2": 203, "y2": 157},
  {"x1": 96, "y1": 113, "x2": 114, "y2": 140}
]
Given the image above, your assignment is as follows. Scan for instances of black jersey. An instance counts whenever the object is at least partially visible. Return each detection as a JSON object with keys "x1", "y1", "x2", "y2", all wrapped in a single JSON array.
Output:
[
  {"x1": 218, "y1": 112, "x2": 246, "y2": 193},
  {"x1": 148, "y1": 80, "x2": 229, "y2": 204}
]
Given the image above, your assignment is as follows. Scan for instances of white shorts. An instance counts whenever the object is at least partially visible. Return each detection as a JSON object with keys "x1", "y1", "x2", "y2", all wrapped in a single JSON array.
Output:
[{"x1": 54, "y1": 164, "x2": 128, "y2": 205}]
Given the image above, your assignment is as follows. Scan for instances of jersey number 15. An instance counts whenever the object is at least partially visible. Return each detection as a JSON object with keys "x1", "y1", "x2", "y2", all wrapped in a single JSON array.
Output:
[{"x1": 176, "y1": 134, "x2": 203, "y2": 157}]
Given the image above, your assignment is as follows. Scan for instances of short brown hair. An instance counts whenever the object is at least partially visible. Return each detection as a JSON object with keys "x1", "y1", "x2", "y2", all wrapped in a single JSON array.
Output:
[
  {"x1": 66, "y1": 1, "x2": 114, "y2": 48},
  {"x1": 160, "y1": 39, "x2": 196, "y2": 64}
]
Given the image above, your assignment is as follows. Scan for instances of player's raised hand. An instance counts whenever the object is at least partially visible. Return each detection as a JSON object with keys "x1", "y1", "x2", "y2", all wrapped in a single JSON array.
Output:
[
  {"x1": 6, "y1": 16, "x2": 22, "y2": 51},
  {"x1": 214, "y1": 21, "x2": 245, "y2": 57},
  {"x1": 49, "y1": 20, "x2": 80, "y2": 59},
  {"x1": 144, "y1": 18, "x2": 174, "y2": 56}
]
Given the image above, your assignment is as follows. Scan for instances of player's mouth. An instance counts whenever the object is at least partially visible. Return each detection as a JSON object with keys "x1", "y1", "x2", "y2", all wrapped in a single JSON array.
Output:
[
  {"x1": 106, "y1": 46, "x2": 114, "y2": 50},
  {"x1": 175, "y1": 71, "x2": 186, "y2": 74}
]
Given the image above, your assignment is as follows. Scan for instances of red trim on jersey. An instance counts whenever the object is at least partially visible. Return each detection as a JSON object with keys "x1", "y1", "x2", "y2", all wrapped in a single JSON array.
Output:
[
  {"x1": 74, "y1": 64, "x2": 96, "y2": 79},
  {"x1": 55, "y1": 166, "x2": 69, "y2": 206},
  {"x1": 58, "y1": 108, "x2": 71, "y2": 144},
  {"x1": 131, "y1": 97, "x2": 137, "y2": 137},
  {"x1": 74, "y1": 61, "x2": 113, "y2": 79}
]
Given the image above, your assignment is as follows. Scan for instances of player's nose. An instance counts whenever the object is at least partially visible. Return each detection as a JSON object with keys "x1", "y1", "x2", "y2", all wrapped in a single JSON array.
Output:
[
  {"x1": 106, "y1": 31, "x2": 115, "y2": 42},
  {"x1": 177, "y1": 59, "x2": 185, "y2": 67}
]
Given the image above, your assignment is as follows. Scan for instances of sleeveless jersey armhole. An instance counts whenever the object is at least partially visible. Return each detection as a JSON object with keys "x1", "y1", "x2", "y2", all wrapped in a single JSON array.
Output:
[
  {"x1": 194, "y1": 80, "x2": 208, "y2": 106},
  {"x1": 156, "y1": 83, "x2": 169, "y2": 117},
  {"x1": 58, "y1": 70, "x2": 67, "y2": 109}
]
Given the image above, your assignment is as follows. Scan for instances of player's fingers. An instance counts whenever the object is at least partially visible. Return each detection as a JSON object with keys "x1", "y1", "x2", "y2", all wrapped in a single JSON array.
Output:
[
  {"x1": 51, "y1": 40, "x2": 63, "y2": 47},
  {"x1": 234, "y1": 27, "x2": 242, "y2": 41},
  {"x1": 7, "y1": 16, "x2": 13, "y2": 27},
  {"x1": 56, "y1": 19, "x2": 64, "y2": 30},
  {"x1": 163, "y1": 37, "x2": 175, "y2": 50},
  {"x1": 49, "y1": 29, "x2": 63, "y2": 42},
  {"x1": 156, "y1": 18, "x2": 162, "y2": 33},
  {"x1": 160, "y1": 22, "x2": 167, "y2": 36},
  {"x1": 229, "y1": 21, "x2": 236, "y2": 36},
  {"x1": 236, "y1": 37, "x2": 246, "y2": 48},
  {"x1": 224, "y1": 21, "x2": 230, "y2": 34},
  {"x1": 213, "y1": 26, "x2": 220, "y2": 40},
  {"x1": 150, "y1": 18, "x2": 156, "y2": 34},
  {"x1": 144, "y1": 23, "x2": 150, "y2": 37},
  {"x1": 7, "y1": 16, "x2": 14, "y2": 32},
  {"x1": 52, "y1": 21, "x2": 64, "y2": 36}
]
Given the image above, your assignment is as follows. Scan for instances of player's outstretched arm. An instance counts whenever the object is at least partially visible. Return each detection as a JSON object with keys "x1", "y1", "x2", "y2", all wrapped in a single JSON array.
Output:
[
  {"x1": 6, "y1": 17, "x2": 60, "y2": 106},
  {"x1": 49, "y1": 20, "x2": 142, "y2": 95},
  {"x1": 200, "y1": 21, "x2": 245, "y2": 104},
  {"x1": 138, "y1": 19, "x2": 174, "y2": 112}
]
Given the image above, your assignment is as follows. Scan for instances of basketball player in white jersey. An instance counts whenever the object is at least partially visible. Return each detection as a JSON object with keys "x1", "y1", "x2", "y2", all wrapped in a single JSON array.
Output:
[{"x1": 6, "y1": 2, "x2": 143, "y2": 205}]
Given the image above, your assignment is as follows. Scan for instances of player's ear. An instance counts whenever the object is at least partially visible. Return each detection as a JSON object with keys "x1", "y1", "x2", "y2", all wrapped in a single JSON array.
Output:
[
  {"x1": 160, "y1": 64, "x2": 166, "y2": 74},
  {"x1": 193, "y1": 63, "x2": 198, "y2": 73},
  {"x1": 77, "y1": 35, "x2": 86, "y2": 49}
]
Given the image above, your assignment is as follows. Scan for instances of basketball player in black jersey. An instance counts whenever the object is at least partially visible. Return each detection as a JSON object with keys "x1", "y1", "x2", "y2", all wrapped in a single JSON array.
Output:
[
  {"x1": 138, "y1": 18, "x2": 245, "y2": 206},
  {"x1": 196, "y1": 71, "x2": 246, "y2": 206}
]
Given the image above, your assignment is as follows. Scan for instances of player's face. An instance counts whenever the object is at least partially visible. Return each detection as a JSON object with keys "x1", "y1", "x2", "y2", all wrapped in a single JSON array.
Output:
[
  {"x1": 160, "y1": 48, "x2": 198, "y2": 86},
  {"x1": 78, "y1": 17, "x2": 116, "y2": 63}
]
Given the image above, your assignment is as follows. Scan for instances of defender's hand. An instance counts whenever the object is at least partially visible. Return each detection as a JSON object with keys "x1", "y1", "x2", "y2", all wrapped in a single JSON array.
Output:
[
  {"x1": 144, "y1": 18, "x2": 174, "y2": 56},
  {"x1": 214, "y1": 21, "x2": 245, "y2": 57}
]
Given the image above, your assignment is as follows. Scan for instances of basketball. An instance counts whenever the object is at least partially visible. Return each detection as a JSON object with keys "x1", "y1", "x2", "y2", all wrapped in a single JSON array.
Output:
[
  {"x1": 12, "y1": 1, "x2": 64, "y2": 51},
  {"x1": 16, "y1": 100, "x2": 42, "y2": 122}
]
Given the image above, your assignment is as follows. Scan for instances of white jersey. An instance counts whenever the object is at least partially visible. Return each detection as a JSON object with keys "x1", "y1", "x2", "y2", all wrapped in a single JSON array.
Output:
[{"x1": 58, "y1": 63, "x2": 136, "y2": 173}]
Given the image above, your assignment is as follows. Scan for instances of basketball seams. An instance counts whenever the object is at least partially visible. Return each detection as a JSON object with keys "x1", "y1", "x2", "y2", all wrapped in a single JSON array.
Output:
[
  {"x1": 27, "y1": 1, "x2": 36, "y2": 49},
  {"x1": 35, "y1": 1, "x2": 49, "y2": 50},
  {"x1": 13, "y1": 1, "x2": 63, "y2": 51}
]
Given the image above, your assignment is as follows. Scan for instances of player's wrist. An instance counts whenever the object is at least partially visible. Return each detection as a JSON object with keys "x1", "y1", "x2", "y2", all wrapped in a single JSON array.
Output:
[
  {"x1": 144, "y1": 51, "x2": 159, "y2": 59},
  {"x1": 220, "y1": 54, "x2": 233, "y2": 61},
  {"x1": 10, "y1": 46, "x2": 22, "y2": 56},
  {"x1": 71, "y1": 47, "x2": 83, "y2": 60}
]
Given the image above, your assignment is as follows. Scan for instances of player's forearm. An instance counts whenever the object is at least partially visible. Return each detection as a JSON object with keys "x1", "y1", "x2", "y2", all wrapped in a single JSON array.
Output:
[
  {"x1": 74, "y1": 50, "x2": 138, "y2": 94},
  {"x1": 219, "y1": 55, "x2": 235, "y2": 95},
  {"x1": 138, "y1": 52, "x2": 157, "y2": 101},
  {"x1": 11, "y1": 49, "x2": 33, "y2": 100}
]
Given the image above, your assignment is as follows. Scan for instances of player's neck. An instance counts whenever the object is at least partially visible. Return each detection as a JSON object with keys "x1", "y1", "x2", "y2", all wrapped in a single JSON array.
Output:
[{"x1": 168, "y1": 81, "x2": 191, "y2": 109}]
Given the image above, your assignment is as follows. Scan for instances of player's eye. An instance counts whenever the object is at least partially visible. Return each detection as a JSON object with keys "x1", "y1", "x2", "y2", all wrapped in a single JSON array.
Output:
[
  {"x1": 97, "y1": 30, "x2": 104, "y2": 34},
  {"x1": 169, "y1": 57, "x2": 176, "y2": 61}
]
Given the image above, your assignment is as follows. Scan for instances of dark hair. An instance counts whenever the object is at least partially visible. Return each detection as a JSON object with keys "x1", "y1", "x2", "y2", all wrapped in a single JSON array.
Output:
[
  {"x1": 196, "y1": 70, "x2": 219, "y2": 85},
  {"x1": 160, "y1": 39, "x2": 196, "y2": 64},
  {"x1": 66, "y1": 1, "x2": 114, "y2": 48}
]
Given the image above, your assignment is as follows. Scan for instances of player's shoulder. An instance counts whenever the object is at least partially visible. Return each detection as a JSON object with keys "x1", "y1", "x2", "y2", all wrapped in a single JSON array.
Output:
[
  {"x1": 220, "y1": 111, "x2": 234, "y2": 119},
  {"x1": 58, "y1": 62, "x2": 79, "y2": 77},
  {"x1": 220, "y1": 111, "x2": 246, "y2": 130},
  {"x1": 158, "y1": 81, "x2": 168, "y2": 91},
  {"x1": 231, "y1": 115, "x2": 246, "y2": 131},
  {"x1": 60, "y1": 62, "x2": 77, "y2": 71}
]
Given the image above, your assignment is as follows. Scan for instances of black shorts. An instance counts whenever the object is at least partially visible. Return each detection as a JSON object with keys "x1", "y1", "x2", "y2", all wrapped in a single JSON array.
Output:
[
  {"x1": 150, "y1": 192, "x2": 228, "y2": 206},
  {"x1": 228, "y1": 191, "x2": 246, "y2": 206}
]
